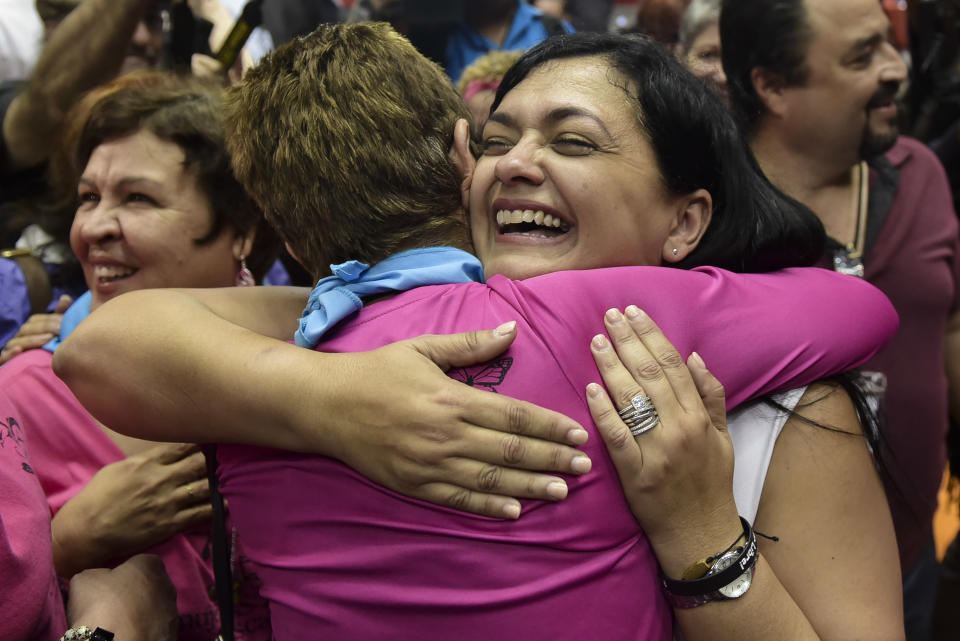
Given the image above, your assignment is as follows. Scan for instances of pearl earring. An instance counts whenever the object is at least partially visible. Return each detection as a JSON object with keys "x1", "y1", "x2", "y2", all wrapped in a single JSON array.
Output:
[{"x1": 672, "y1": 248, "x2": 679, "y2": 257}]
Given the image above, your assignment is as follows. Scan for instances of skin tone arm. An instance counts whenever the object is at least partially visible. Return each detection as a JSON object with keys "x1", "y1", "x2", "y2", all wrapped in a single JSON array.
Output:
[
  {"x1": 2, "y1": 0, "x2": 148, "y2": 170},
  {"x1": 587, "y1": 307, "x2": 903, "y2": 641},
  {"x1": 54, "y1": 286, "x2": 592, "y2": 520},
  {"x1": 944, "y1": 309, "x2": 960, "y2": 422}
]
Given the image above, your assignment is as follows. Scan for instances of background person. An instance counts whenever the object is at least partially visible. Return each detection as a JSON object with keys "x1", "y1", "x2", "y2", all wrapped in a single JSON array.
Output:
[
  {"x1": 677, "y1": 0, "x2": 725, "y2": 100},
  {"x1": 721, "y1": 1, "x2": 957, "y2": 638},
  {"x1": 0, "y1": 72, "x2": 278, "y2": 641}
]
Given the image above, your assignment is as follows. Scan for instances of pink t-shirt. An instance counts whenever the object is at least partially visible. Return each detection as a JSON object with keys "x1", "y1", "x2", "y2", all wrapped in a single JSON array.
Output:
[
  {"x1": 0, "y1": 388, "x2": 65, "y2": 641},
  {"x1": 218, "y1": 266, "x2": 898, "y2": 640},
  {"x1": 0, "y1": 350, "x2": 272, "y2": 641}
]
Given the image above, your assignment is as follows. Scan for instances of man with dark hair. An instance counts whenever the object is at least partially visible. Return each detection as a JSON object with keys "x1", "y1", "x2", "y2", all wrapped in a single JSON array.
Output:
[{"x1": 722, "y1": 1, "x2": 958, "y2": 638}]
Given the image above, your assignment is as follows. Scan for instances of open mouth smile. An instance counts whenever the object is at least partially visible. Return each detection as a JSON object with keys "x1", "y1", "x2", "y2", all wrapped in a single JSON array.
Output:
[
  {"x1": 92, "y1": 264, "x2": 138, "y2": 284},
  {"x1": 496, "y1": 208, "x2": 571, "y2": 237}
]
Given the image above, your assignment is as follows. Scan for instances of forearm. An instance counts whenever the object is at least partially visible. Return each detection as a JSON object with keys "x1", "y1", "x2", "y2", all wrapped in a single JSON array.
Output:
[
  {"x1": 54, "y1": 287, "x2": 332, "y2": 451},
  {"x1": 3, "y1": 0, "x2": 145, "y2": 169},
  {"x1": 944, "y1": 310, "x2": 960, "y2": 422}
]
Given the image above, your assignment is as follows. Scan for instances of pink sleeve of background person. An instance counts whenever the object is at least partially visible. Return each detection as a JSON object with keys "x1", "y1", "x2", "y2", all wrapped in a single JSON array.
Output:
[{"x1": 0, "y1": 388, "x2": 66, "y2": 641}]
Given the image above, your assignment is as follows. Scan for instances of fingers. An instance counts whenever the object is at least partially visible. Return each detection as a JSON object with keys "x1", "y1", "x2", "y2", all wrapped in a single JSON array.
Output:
[
  {"x1": 451, "y1": 386, "x2": 589, "y2": 449},
  {"x1": 589, "y1": 332, "x2": 647, "y2": 412},
  {"x1": 408, "y1": 323, "x2": 518, "y2": 370},
  {"x1": 0, "y1": 344, "x2": 22, "y2": 365},
  {"x1": 166, "y1": 450, "x2": 208, "y2": 485},
  {"x1": 179, "y1": 478, "x2": 211, "y2": 506},
  {"x1": 687, "y1": 352, "x2": 728, "y2": 433},
  {"x1": 148, "y1": 442, "x2": 202, "y2": 465},
  {"x1": 605, "y1": 307, "x2": 702, "y2": 413},
  {"x1": 53, "y1": 294, "x2": 73, "y2": 314},
  {"x1": 585, "y1": 382, "x2": 642, "y2": 472},
  {"x1": 20, "y1": 312, "x2": 63, "y2": 336}
]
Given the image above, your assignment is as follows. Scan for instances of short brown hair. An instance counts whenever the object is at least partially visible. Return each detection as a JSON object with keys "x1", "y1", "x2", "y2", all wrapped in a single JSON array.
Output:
[
  {"x1": 224, "y1": 22, "x2": 472, "y2": 280},
  {"x1": 74, "y1": 72, "x2": 278, "y2": 280}
]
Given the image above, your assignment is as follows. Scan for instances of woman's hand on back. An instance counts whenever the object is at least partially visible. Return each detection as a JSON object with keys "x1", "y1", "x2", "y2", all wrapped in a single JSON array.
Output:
[
  {"x1": 584, "y1": 306, "x2": 743, "y2": 576},
  {"x1": 51, "y1": 442, "x2": 211, "y2": 577},
  {"x1": 324, "y1": 323, "x2": 593, "y2": 520}
]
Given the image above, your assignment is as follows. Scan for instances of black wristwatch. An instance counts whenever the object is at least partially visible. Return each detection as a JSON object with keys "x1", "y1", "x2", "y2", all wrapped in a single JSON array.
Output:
[{"x1": 661, "y1": 517, "x2": 758, "y2": 609}]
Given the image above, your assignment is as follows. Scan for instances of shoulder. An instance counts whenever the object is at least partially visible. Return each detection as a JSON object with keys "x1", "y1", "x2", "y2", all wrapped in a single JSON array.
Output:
[{"x1": 886, "y1": 136, "x2": 945, "y2": 172}]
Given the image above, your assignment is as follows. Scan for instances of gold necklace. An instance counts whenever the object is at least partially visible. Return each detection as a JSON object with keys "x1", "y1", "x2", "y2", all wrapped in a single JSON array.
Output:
[{"x1": 832, "y1": 161, "x2": 869, "y2": 277}]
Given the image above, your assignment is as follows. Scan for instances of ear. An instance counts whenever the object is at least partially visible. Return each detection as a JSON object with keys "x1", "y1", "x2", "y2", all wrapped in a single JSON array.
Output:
[
  {"x1": 450, "y1": 118, "x2": 476, "y2": 211},
  {"x1": 751, "y1": 67, "x2": 789, "y2": 119},
  {"x1": 232, "y1": 228, "x2": 255, "y2": 262},
  {"x1": 662, "y1": 189, "x2": 712, "y2": 263}
]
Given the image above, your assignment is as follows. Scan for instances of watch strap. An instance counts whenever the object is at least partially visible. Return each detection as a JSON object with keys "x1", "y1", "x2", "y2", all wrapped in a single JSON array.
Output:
[{"x1": 661, "y1": 517, "x2": 758, "y2": 598}]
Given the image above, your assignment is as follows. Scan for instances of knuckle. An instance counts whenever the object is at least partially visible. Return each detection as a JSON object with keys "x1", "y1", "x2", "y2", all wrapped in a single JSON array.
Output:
[
  {"x1": 607, "y1": 425, "x2": 632, "y2": 449},
  {"x1": 501, "y1": 434, "x2": 526, "y2": 464},
  {"x1": 505, "y1": 402, "x2": 530, "y2": 435},
  {"x1": 614, "y1": 387, "x2": 641, "y2": 410},
  {"x1": 633, "y1": 360, "x2": 663, "y2": 383},
  {"x1": 445, "y1": 487, "x2": 472, "y2": 511},
  {"x1": 656, "y1": 348, "x2": 684, "y2": 370},
  {"x1": 476, "y1": 464, "x2": 502, "y2": 491}
]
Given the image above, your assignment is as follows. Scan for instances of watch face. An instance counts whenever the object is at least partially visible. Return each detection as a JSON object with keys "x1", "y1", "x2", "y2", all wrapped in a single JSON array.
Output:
[
  {"x1": 718, "y1": 566, "x2": 753, "y2": 598},
  {"x1": 709, "y1": 549, "x2": 754, "y2": 599}
]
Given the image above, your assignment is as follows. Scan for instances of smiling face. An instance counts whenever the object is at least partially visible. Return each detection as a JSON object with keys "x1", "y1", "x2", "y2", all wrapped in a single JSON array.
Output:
[
  {"x1": 470, "y1": 55, "x2": 691, "y2": 281},
  {"x1": 71, "y1": 129, "x2": 241, "y2": 311},
  {"x1": 778, "y1": 0, "x2": 906, "y2": 162}
]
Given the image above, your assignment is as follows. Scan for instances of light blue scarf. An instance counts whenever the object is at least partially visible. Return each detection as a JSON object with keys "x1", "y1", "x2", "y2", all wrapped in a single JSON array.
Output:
[
  {"x1": 295, "y1": 247, "x2": 484, "y2": 348},
  {"x1": 43, "y1": 290, "x2": 92, "y2": 352}
]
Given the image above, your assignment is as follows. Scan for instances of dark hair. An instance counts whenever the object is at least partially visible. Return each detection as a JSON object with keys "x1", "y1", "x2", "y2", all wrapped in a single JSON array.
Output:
[
  {"x1": 720, "y1": 0, "x2": 812, "y2": 134},
  {"x1": 492, "y1": 31, "x2": 825, "y2": 273},
  {"x1": 74, "y1": 73, "x2": 278, "y2": 281}
]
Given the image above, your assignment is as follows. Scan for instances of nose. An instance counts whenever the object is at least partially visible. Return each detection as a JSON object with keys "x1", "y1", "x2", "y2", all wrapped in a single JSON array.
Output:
[
  {"x1": 493, "y1": 137, "x2": 545, "y2": 186},
  {"x1": 879, "y1": 41, "x2": 907, "y2": 85},
  {"x1": 131, "y1": 20, "x2": 152, "y2": 47},
  {"x1": 75, "y1": 202, "x2": 122, "y2": 246}
]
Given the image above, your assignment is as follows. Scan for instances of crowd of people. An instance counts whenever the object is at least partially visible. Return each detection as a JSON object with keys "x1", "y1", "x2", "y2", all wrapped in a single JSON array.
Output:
[{"x1": 0, "y1": 1, "x2": 957, "y2": 640}]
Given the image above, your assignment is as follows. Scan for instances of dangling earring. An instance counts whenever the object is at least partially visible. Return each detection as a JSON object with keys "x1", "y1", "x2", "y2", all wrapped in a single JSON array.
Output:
[
  {"x1": 672, "y1": 248, "x2": 679, "y2": 257},
  {"x1": 235, "y1": 255, "x2": 255, "y2": 287}
]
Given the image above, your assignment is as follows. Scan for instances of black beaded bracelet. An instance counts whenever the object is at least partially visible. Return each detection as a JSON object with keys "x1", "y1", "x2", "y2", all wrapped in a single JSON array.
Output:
[{"x1": 661, "y1": 517, "x2": 758, "y2": 597}]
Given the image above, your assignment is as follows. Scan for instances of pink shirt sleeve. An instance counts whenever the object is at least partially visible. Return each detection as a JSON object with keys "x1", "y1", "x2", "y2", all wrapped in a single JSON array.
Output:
[{"x1": 513, "y1": 265, "x2": 898, "y2": 409}]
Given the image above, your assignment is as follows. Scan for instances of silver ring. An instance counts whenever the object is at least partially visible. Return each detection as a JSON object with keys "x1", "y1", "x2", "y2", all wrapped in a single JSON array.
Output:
[
  {"x1": 618, "y1": 394, "x2": 654, "y2": 418},
  {"x1": 628, "y1": 414, "x2": 659, "y2": 437},
  {"x1": 618, "y1": 394, "x2": 659, "y2": 436}
]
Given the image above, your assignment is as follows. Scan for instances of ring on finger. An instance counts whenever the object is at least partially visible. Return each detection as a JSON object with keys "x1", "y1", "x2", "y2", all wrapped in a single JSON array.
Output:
[
  {"x1": 618, "y1": 393, "x2": 654, "y2": 418},
  {"x1": 626, "y1": 413, "x2": 659, "y2": 437}
]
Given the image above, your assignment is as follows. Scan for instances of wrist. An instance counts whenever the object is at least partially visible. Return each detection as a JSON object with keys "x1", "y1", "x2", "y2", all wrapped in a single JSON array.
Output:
[{"x1": 646, "y1": 507, "x2": 743, "y2": 579}]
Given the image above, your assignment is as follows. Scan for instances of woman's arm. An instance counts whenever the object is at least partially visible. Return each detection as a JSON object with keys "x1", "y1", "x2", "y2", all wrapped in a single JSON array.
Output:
[
  {"x1": 587, "y1": 308, "x2": 903, "y2": 641},
  {"x1": 54, "y1": 286, "x2": 592, "y2": 519}
]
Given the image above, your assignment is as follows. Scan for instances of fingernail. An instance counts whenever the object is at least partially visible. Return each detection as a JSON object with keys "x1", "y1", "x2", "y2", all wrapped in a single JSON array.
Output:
[
  {"x1": 586, "y1": 382, "x2": 603, "y2": 398},
  {"x1": 689, "y1": 351, "x2": 706, "y2": 369},
  {"x1": 494, "y1": 320, "x2": 516, "y2": 337},
  {"x1": 566, "y1": 427, "x2": 589, "y2": 444},
  {"x1": 571, "y1": 455, "x2": 592, "y2": 474},
  {"x1": 605, "y1": 308, "x2": 624, "y2": 325},
  {"x1": 624, "y1": 305, "x2": 643, "y2": 320},
  {"x1": 503, "y1": 501, "x2": 521, "y2": 519},
  {"x1": 591, "y1": 334, "x2": 610, "y2": 351},
  {"x1": 546, "y1": 480, "x2": 568, "y2": 499}
]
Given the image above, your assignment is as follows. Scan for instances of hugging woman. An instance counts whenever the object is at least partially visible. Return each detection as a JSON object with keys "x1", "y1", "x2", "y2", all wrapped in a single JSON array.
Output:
[{"x1": 58, "y1": 26, "x2": 903, "y2": 641}]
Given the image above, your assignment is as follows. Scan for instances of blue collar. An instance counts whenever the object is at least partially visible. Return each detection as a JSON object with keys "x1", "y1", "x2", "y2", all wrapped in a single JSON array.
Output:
[
  {"x1": 295, "y1": 247, "x2": 484, "y2": 348},
  {"x1": 43, "y1": 290, "x2": 93, "y2": 352}
]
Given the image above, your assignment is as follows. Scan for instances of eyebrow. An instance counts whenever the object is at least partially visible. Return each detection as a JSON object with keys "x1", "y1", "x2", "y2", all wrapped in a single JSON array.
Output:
[
  {"x1": 487, "y1": 106, "x2": 613, "y2": 138},
  {"x1": 78, "y1": 176, "x2": 164, "y2": 189},
  {"x1": 844, "y1": 33, "x2": 884, "y2": 61}
]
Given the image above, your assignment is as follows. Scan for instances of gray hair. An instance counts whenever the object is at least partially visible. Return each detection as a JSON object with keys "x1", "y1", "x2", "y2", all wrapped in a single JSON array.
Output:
[{"x1": 679, "y1": 0, "x2": 721, "y2": 54}]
